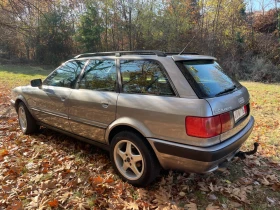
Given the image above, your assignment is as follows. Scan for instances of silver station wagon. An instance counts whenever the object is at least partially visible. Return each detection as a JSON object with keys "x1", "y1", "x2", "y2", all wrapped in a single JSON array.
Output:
[{"x1": 11, "y1": 51, "x2": 254, "y2": 186}]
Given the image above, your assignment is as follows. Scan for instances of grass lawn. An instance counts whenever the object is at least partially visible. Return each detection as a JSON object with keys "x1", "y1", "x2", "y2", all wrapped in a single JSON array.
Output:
[
  {"x1": 0, "y1": 65, "x2": 279, "y2": 209},
  {"x1": 0, "y1": 64, "x2": 53, "y2": 88}
]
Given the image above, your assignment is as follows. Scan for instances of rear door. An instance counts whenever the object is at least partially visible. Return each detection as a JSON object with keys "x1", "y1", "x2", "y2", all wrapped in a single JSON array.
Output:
[
  {"x1": 68, "y1": 59, "x2": 118, "y2": 143},
  {"x1": 28, "y1": 60, "x2": 86, "y2": 131}
]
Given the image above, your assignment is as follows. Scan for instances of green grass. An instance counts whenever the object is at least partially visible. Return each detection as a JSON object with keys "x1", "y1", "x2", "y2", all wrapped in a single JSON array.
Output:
[
  {"x1": 241, "y1": 82, "x2": 280, "y2": 162},
  {"x1": 0, "y1": 64, "x2": 53, "y2": 88}
]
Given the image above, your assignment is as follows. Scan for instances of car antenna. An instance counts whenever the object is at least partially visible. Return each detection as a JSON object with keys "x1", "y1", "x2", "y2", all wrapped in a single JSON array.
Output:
[{"x1": 179, "y1": 35, "x2": 196, "y2": 55}]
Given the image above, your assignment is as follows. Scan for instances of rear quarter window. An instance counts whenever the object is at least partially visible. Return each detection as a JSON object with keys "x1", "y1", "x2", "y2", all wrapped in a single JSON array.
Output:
[
  {"x1": 120, "y1": 60, "x2": 175, "y2": 96},
  {"x1": 176, "y1": 60, "x2": 241, "y2": 98}
]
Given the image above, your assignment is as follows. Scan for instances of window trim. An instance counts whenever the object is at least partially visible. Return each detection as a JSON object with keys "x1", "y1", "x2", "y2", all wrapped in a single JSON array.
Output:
[{"x1": 118, "y1": 58, "x2": 179, "y2": 97}]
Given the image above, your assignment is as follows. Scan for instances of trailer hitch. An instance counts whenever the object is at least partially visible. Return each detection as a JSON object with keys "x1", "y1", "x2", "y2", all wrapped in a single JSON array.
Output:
[{"x1": 235, "y1": 142, "x2": 259, "y2": 160}]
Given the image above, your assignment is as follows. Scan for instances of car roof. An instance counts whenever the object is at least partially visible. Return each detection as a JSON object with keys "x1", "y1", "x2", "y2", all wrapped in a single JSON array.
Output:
[{"x1": 73, "y1": 51, "x2": 216, "y2": 61}]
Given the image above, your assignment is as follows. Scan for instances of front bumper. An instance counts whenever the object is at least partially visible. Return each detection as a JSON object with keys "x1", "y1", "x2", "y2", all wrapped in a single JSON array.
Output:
[
  {"x1": 10, "y1": 99, "x2": 15, "y2": 108},
  {"x1": 148, "y1": 116, "x2": 255, "y2": 173}
]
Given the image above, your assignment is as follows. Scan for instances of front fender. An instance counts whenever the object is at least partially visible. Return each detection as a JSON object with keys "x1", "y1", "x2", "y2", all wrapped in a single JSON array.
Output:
[
  {"x1": 15, "y1": 94, "x2": 29, "y2": 109},
  {"x1": 12, "y1": 87, "x2": 33, "y2": 116}
]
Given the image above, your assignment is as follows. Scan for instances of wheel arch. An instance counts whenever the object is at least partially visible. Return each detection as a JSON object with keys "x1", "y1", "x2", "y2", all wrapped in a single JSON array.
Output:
[
  {"x1": 14, "y1": 96, "x2": 37, "y2": 120},
  {"x1": 14, "y1": 96, "x2": 28, "y2": 112},
  {"x1": 108, "y1": 125, "x2": 146, "y2": 144},
  {"x1": 105, "y1": 117, "x2": 153, "y2": 145}
]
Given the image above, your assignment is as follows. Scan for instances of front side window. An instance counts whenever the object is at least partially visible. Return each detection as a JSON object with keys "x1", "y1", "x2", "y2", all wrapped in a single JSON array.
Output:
[
  {"x1": 43, "y1": 60, "x2": 86, "y2": 88},
  {"x1": 79, "y1": 59, "x2": 116, "y2": 92},
  {"x1": 177, "y1": 60, "x2": 241, "y2": 98},
  {"x1": 120, "y1": 60, "x2": 175, "y2": 96}
]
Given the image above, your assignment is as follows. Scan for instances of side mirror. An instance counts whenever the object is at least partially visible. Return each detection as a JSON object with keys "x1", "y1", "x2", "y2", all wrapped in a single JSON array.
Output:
[{"x1": 31, "y1": 79, "x2": 42, "y2": 88}]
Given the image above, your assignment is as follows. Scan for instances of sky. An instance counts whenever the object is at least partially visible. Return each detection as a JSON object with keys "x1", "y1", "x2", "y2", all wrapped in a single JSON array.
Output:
[{"x1": 247, "y1": 0, "x2": 279, "y2": 11}]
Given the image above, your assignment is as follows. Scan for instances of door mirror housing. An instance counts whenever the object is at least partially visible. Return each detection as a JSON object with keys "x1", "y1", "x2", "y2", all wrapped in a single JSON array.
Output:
[{"x1": 31, "y1": 79, "x2": 42, "y2": 88}]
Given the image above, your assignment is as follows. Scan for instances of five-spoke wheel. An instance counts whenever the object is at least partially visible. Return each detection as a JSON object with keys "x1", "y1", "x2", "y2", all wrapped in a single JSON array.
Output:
[
  {"x1": 110, "y1": 131, "x2": 160, "y2": 187},
  {"x1": 114, "y1": 140, "x2": 144, "y2": 180}
]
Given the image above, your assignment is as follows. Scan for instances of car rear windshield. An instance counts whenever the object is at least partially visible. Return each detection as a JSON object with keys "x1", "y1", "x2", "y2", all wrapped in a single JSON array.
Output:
[{"x1": 176, "y1": 60, "x2": 241, "y2": 98}]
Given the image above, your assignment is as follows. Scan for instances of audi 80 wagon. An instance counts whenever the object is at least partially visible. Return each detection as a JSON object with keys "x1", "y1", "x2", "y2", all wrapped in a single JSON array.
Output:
[{"x1": 11, "y1": 51, "x2": 254, "y2": 186}]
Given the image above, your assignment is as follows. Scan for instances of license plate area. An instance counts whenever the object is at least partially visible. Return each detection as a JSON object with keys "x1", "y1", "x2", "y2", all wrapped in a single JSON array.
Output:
[{"x1": 233, "y1": 106, "x2": 246, "y2": 122}]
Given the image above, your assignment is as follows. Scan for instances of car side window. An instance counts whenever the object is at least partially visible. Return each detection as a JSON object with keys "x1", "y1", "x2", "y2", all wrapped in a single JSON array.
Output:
[
  {"x1": 43, "y1": 60, "x2": 86, "y2": 88},
  {"x1": 120, "y1": 60, "x2": 175, "y2": 96},
  {"x1": 79, "y1": 59, "x2": 116, "y2": 92}
]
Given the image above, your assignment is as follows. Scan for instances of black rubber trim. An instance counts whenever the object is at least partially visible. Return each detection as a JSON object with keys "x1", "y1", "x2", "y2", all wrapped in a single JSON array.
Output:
[{"x1": 154, "y1": 118, "x2": 254, "y2": 162}]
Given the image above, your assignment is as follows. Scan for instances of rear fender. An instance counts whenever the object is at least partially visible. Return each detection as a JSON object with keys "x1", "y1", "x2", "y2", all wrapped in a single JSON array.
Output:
[{"x1": 105, "y1": 117, "x2": 152, "y2": 144}]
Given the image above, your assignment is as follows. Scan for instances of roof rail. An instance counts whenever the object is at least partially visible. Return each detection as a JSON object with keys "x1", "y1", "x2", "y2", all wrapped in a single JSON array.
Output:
[
  {"x1": 74, "y1": 52, "x2": 115, "y2": 58},
  {"x1": 74, "y1": 50, "x2": 166, "y2": 58},
  {"x1": 165, "y1": 52, "x2": 199, "y2": 55}
]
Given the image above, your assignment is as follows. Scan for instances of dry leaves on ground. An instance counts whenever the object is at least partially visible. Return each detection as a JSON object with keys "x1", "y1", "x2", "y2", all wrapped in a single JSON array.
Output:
[{"x1": 0, "y1": 84, "x2": 280, "y2": 209}]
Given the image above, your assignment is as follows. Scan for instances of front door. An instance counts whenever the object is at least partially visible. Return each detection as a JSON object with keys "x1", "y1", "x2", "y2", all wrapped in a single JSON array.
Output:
[{"x1": 28, "y1": 60, "x2": 86, "y2": 131}]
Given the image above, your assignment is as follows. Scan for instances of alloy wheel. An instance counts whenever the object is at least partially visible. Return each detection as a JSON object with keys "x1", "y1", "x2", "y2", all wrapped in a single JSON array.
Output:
[
  {"x1": 113, "y1": 140, "x2": 144, "y2": 180},
  {"x1": 18, "y1": 106, "x2": 27, "y2": 132}
]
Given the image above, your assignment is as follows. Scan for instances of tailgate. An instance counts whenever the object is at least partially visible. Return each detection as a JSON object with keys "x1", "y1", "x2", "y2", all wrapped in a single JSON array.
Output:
[{"x1": 206, "y1": 86, "x2": 251, "y2": 142}]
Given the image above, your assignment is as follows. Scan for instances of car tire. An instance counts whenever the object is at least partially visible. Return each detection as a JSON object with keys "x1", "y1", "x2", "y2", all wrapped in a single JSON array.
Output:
[
  {"x1": 110, "y1": 131, "x2": 160, "y2": 187},
  {"x1": 17, "y1": 102, "x2": 39, "y2": 134}
]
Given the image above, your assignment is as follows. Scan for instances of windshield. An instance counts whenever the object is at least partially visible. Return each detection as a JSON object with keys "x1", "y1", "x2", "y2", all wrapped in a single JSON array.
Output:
[{"x1": 177, "y1": 60, "x2": 241, "y2": 98}]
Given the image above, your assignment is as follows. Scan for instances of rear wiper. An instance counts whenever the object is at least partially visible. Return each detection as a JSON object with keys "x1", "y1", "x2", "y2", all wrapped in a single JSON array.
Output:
[{"x1": 215, "y1": 85, "x2": 236, "y2": 96}]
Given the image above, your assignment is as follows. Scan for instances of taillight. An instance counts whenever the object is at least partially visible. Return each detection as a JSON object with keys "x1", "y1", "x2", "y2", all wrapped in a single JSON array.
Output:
[
  {"x1": 186, "y1": 116, "x2": 221, "y2": 138},
  {"x1": 220, "y1": 112, "x2": 233, "y2": 133},
  {"x1": 244, "y1": 104, "x2": 248, "y2": 114},
  {"x1": 186, "y1": 112, "x2": 234, "y2": 138}
]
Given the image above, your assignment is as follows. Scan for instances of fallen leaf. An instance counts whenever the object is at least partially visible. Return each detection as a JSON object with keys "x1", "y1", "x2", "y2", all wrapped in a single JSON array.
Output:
[
  {"x1": 209, "y1": 183, "x2": 214, "y2": 192},
  {"x1": 105, "y1": 177, "x2": 114, "y2": 184},
  {"x1": 185, "y1": 202, "x2": 197, "y2": 210},
  {"x1": 266, "y1": 197, "x2": 275, "y2": 205},
  {"x1": 208, "y1": 194, "x2": 217, "y2": 201},
  {"x1": 239, "y1": 177, "x2": 253, "y2": 185},
  {"x1": 271, "y1": 183, "x2": 280, "y2": 191},
  {"x1": 9, "y1": 200, "x2": 23, "y2": 210},
  {"x1": 229, "y1": 201, "x2": 242, "y2": 208},
  {"x1": 48, "y1": 199, "x2": 58, "y2": 207},
  {"x1": 198, "y1": 182, "x2": 209, "y2": 192},
  {"x1": 261, "y1": 178, "x2": 270, "y2": 186},
  {"x1": 91, "y1": 176, "x2": 103, "y2": 185},
  {"x1": 59, "y1": 192, "x2": 72, "y2": 204},
  {"x1": 125, "y1": 201, "x2": 139, "y2": 210},
  {"x1": 206, "y1": 203, "x2": 220, "y2": 210},
  {"x1": 179, "y1": 192, "x2": 185, "y2": 197},
  {"x1": 2, "y1": 185, "x2": 12, "y2": 193},
  {"x1": 41, "y1": 180, "x2": 57, "y2": 190},
  {"x1": 0, "y1": 149, "x2": 9, "y2": 156}
]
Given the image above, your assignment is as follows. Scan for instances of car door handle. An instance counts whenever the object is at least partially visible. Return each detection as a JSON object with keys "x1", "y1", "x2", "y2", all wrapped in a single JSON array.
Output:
[{"x1": 101, "y1": 102, "x2": 109, "y2": 108}]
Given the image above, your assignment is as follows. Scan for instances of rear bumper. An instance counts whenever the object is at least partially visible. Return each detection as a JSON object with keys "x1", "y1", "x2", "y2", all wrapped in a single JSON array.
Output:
[{"x1": 148, "y1": 116, "x2": 254, "y2": 173}]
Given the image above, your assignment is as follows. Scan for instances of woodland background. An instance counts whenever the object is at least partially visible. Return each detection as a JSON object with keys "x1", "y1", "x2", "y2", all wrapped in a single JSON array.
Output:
[
  {"x1": 0, "y1": 0, "x2": 280, "y2": 82},
  {"x1": 1, "y1": 1, "x2": 280, "y2": 209}
]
